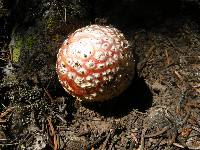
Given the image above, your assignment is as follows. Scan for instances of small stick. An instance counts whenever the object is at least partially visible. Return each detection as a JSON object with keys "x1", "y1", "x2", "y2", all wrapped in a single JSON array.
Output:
[
  {"x1": 101, "y1": 130, "x2": 112, "y2": 150},
  {"x1": 47, "y1": 117, "x2": 58, "y2": 150},
  {"x1": 140, "y1": 127, "x2": 147, "y2": 150},
  {"x1": 144, "y1": 126, "x2": 169, "y2": 138},
  {"x1": 174, "y1": 70, "x2": 184, "y2": 82},
  {"x1": 0, "y1": 107, "x2": 14, "y2": 118},
  {"x1": 176, "y1": 88, "x2": 187, "y2": 113},
  {"x1": 64, "y1": 8, "x2": 67, "y2": 22},
  {"x1": 165, "y1": 49, "x2": 170, "y2": 65},
  {"x1": 55, "y1": 114, "x2": 67, "y2": 124},
  {"x1": 173, "y1": 142, "x2": 185, "y2": 148},
  {"x1": 44, "y1": 89, "x2": 54, "y2": 103}
]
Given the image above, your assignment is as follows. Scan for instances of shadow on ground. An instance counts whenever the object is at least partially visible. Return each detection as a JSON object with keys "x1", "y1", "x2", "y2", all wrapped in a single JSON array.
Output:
[{"x1": 82, "y1": 72, "x2": 153, "y2": 118}]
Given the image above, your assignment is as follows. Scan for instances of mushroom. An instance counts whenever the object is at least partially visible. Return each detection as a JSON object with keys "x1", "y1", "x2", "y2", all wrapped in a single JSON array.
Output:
[{"x1": 56, "y1": 25, "x2": 135, "y2": 102}]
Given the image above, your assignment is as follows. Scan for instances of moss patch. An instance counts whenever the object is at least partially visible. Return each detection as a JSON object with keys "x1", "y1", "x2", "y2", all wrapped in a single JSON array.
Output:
[
  {"x1": 10, "y1": 35, "x2": 22, "y2": 63},
  {"x1": 24, "y1": 34, "x2": 37, "y2": 51}
]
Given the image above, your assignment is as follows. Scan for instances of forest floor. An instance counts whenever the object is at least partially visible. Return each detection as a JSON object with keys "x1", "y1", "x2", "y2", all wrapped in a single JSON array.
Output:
[{"x1": 0, "y1": 1, "x2": 200, "y2": 150}]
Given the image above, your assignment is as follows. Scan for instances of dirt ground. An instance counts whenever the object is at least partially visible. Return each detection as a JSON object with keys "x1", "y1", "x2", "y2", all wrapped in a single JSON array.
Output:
[{"x1": 0, "y1": 0, "x2": 200, "y2": 150}]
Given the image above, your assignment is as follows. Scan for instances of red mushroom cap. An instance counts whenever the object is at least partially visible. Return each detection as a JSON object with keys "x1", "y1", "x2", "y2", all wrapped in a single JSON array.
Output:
[{"x1": 56, "y1": 25, "x2": 135, "y2": 102}]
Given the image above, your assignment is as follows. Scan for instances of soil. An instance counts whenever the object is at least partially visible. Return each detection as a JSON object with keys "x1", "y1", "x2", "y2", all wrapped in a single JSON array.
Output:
[{"x1": 0, "y1": 0, "x2": 200, "y2": 150}]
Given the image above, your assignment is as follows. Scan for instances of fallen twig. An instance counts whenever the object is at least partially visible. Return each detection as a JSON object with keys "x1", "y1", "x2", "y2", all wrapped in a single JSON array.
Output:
[
  {"x1": 101, "y1": 129, "x2": 114, "y2": 150},
  {"x1": 44, "y1": 89, "x2": 54, "y2": 103},
  {"x1": 47, "y1": 117, "x2": 58, "y2": 150},
  {"x1": 140, "y1": 127, "x2": 147, "y2": 150},
  {"x1": 0, "y1": 107, "x2": 14, "y2": 118},
  {"x1": 173, "y1": 142, "x2": 185, "y2": 148},
  {"x1": 0, "y1": 107, "x2": 14, "y2": 123},
  {"x1": 144, "y1": 126, "x2": 169, "y2": 138}
]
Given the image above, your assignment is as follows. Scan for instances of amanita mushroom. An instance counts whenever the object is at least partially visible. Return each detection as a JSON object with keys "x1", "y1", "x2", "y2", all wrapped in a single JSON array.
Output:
[{"x1": 56, "y1": 25, "x2": 135, "y2": 102}]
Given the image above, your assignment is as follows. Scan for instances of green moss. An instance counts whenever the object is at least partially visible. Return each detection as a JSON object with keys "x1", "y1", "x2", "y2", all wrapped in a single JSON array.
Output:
[
  {"x1": 10, "y1": 31, "x2": 39, "y2": 63},
  {"x1": 45, "y1": 16, "x2": 57, "y2": 30},
  {"x1": 12, "y1": 36, "x2": 22, "y2": 63},
  {"x1": 52, "y1": 34, "x2": 58, "y2": 41},
  {"x1": 24, "y1": 34, "x2": 37, "y2": 51}
]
